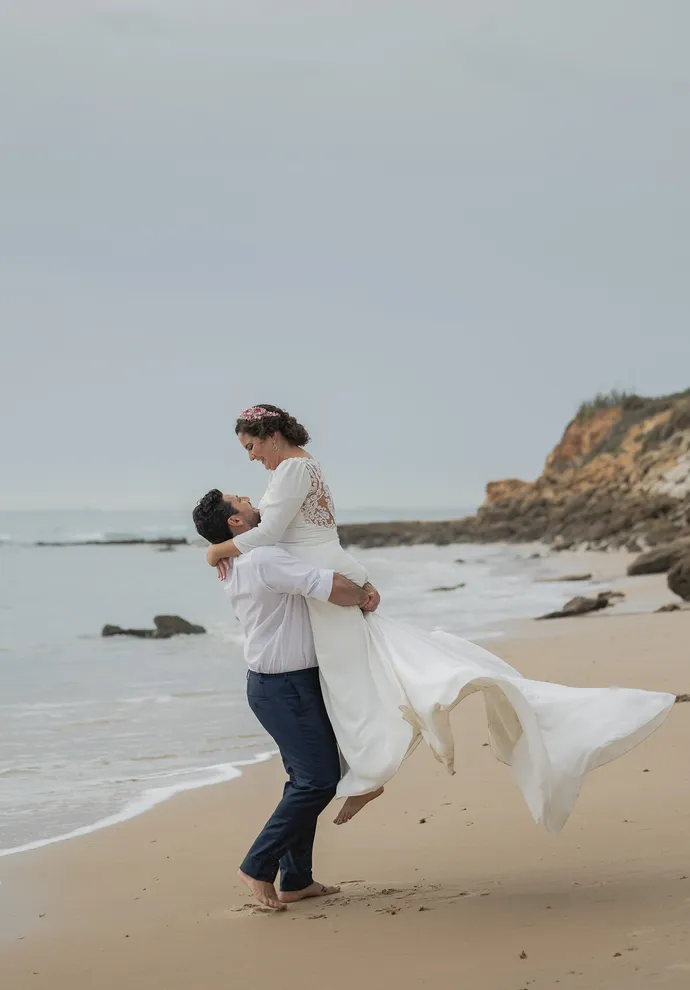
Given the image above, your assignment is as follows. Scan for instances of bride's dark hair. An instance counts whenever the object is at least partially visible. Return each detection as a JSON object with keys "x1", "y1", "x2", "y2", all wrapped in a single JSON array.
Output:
[{"x1": 235, "y1": 404, "x2": 310, "y2": 446}]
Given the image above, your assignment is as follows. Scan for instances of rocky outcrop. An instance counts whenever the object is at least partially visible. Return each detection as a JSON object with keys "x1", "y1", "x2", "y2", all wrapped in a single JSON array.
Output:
[
  {"x1": 102, "y1": 615, "x2": 205, "y2": 638},
  {"x1": 465, "y1": 391, "x2": 690, "y2": 551},
  {"x1": 102, "y1": 624, "x2": 156, "y2": 638},
  {"x1": 537, "y1": 591, "x2": 620, "y2": 620},
  {"x1": 338, "y1": 391, "x2": 690, "y2": 551},
  {"x1": 153, "y1": 615, "x2": 206, "y2": 636},
  {"x1": 668, "y1": 557, "x2": 690, "y2": 601},
  {"x1": 627, "y1": 540, "x2": 690, "y2": 576},
  {"x1": 39, "y1": 538, "x2": 188, "y2": 547},
  {"x1": 339, "y1": 519, "x2": 475, "y2": 549},
  {"x1": 484, "y1": 479, "x2": 531, "y2": 503},
  {"x1": 538, "y1": 573, "x2": 592, "y2": 583}
]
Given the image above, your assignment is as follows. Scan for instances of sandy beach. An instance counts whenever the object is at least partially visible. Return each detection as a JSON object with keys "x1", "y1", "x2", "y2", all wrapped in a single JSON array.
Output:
[{"x1": 2, "y1": 567, "x2": 689, "y2": 990}]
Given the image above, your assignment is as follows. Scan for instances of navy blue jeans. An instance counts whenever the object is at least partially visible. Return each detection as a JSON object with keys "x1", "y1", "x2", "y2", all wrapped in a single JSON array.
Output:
[{"x1": 240, "y1": 667, "x2": 341, "y2": 892}]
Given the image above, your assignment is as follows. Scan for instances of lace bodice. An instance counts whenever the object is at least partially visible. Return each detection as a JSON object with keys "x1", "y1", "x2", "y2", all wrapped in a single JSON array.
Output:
[
  {"x1": 301, "y1": 460, "x2": 336, "y2": 528},
  {"x1": 232, "y1": 457, "x2": 339, "y2": 554}
]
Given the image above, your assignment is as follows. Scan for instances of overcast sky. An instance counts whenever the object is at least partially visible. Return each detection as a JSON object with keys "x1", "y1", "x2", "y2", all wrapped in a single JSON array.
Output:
[{"x1": 2, "y1": 1, "x2": 689, "y2": 513}]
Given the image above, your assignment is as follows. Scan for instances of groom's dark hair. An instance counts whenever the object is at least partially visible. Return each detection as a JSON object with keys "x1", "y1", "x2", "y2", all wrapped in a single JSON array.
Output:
[{"x1": 192, "y1": 490, "x2": 239, "y2": 544}]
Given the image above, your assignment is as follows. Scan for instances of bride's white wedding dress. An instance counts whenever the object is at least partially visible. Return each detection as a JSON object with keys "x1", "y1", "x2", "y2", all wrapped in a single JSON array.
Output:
[{"x1": 232, "y1": 457, "x2": 675, "y2": 833}]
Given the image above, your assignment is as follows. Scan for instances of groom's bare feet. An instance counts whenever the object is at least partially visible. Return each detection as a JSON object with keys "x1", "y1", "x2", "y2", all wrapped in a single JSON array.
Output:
[
  {"x1": 333, "y1": 786, "x2": 384, "y2": 825},
  {"x1": 238, "y1": 869, "x2": 286, "y2": 910},
  {"x1": 278, "y1": 881, "x2": 340, "y2": 904}
]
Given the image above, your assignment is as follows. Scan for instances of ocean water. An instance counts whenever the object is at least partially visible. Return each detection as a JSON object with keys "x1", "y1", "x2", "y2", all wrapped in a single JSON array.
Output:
[
  {"x1": 0, "y1": 506, "x2": 473, "y2": 547},
  {"x1": 0, "y1": 510, "x2": 598, "y2": 857}
]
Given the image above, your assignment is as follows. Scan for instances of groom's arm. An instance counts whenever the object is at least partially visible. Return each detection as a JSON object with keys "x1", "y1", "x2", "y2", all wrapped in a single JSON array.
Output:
[
  {"x1": 252, "y1": 547, "x2": 369, "y2": 608},
  {"x1": 361, "y1": 582, "x2": 380, "y2": 612},
  {"x1": 329, "y1": 573, "x2": 369, "y2": 608}
]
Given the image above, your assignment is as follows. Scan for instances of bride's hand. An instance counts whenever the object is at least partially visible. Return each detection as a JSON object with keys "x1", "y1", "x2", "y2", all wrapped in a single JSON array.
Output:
[
  {"x1": 361, "y1": 582, "x2": 380, "y2": 612},
  {"x1": 216, "y1": 559, "x2": 230, "y2": 581}
]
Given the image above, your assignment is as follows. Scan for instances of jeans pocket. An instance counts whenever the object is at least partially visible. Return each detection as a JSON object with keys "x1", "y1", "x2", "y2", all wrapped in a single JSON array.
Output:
[{"x1": 246, "y1": 678, "x2": 265, "y2": 704}]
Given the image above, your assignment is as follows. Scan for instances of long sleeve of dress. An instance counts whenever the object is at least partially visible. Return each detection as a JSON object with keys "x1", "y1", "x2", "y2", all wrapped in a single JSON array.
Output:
[{"x1": 232, "y1": 458, "x2": 312, "y2": 554}]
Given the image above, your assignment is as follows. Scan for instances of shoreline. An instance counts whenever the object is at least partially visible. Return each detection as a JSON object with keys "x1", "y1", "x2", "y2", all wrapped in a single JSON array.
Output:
[
  {"x1": 0, "y1": 752, "x2": 278, "y2": 861},
  {"x1": 2, "y1": 592, "x2": 689, "y2": 987},
  {"x1": 1, "y1": 550, "x2": 677, "y2": 862}
]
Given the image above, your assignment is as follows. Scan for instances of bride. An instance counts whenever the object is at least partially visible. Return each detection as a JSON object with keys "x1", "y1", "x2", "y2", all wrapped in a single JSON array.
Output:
[{"x1": 204, "y1": 403, "x2": 675, "y2": 832}]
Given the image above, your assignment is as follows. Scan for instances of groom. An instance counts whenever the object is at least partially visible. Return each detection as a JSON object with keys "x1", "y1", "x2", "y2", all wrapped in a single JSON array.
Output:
[{"x1": 193, "y1": 489, "x2": 375, "y2": 911}]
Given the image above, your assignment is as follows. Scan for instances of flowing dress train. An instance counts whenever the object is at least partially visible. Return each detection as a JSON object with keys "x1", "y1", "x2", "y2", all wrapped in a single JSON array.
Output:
[{"x1": 232, "y1": 457, "x2": 675, "y2": 833}]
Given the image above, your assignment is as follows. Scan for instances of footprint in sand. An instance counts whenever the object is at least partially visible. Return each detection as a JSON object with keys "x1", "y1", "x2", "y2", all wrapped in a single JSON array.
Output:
[{"x1": 224, "y1": 903, "x2": 277, "y2": 918}]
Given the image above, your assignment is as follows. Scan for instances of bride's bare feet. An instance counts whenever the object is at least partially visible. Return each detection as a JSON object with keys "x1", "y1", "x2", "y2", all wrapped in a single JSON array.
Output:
[
  {"x1": 333, "y1": 786, "x2": 384, "y2": 825},
  {"x1": 278, "y1": 881, "x2": 340, "y2": 904},
  {"x1": 238, "y1": 869, "x2": 286, "y2": 910}
]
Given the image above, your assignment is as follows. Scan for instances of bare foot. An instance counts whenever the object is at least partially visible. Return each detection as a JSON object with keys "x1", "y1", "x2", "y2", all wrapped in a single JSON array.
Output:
[
  {"x1": 237, "y1": 869, "x2": 286, "y2": 911},
  {"x1": 333, "y1": 786, "x2": 384, "y2": 825},
  {"x1": 278, "y1": 881, "x2": 341, "y2": 904}
]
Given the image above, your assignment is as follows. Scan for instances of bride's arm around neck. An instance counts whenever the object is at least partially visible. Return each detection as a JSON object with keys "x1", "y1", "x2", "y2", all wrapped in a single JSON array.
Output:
[
  {"x1": 206, "y1": 459, "x2": 312, "y2": 566},
  {"x1": 231, "y1": 458, "x2": 312, "y2": 554}
]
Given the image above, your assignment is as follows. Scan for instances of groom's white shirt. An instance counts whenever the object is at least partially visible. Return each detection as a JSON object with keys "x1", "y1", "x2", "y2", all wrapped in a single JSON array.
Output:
[{"x1": 223, "y1": 546, "x2": 334, "y2": 675}]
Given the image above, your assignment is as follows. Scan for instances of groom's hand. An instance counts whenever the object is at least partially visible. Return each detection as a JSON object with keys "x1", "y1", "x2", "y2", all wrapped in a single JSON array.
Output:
[{"x1": 361, "y1": 583, "x2": 380, "y2": 612}]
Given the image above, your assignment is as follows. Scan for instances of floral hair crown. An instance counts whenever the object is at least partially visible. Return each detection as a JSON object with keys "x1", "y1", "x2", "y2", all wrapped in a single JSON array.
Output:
[{"x1": 238, "y1": 406, "x2": 280, "y2": 422}]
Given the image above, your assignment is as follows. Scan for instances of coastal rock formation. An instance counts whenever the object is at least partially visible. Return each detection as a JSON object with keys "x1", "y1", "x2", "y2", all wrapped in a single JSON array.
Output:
[
  {"x1": 472, "y1": 391, "x2": 690, "y2": 550},
  {"x1": 539, "y1": 573, "x2": 592, "y2": 583},
  {"x1": 338, "y1": 519, "x2": 476, "y2": 548},
  {"x1": 668, "y1": 557, "x2": 690, "y2": 601},
  {"x1": 627, "y1": 540, "x2": 690, "y2": 576},
  {"x1": 102, "y1": 615, "x2": 206, "y2": 638},
  {"x1": 102, "y1": 625, "x2": 154, "y2": 639},
  {"x1": 153, "y1": 615, "x2": 206, "y2": 636},
  {"x1": 340, "y1": 389, "x2": 690, "y2": 551},
  {"x1": 39, "y1": 538, "x2": 188, "y2": 547},
  {"x1": 537, "y1": 591, "x2": 618, "y2": 621}
]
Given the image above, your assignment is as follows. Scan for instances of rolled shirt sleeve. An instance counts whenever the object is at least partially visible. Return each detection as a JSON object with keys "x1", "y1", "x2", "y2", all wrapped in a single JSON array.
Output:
[
  {"x1": 232, "y1": 459, "x2": 311, "y2": 554},
  {"x1": 252, "y1": 547, "x2": 334, "y2": 601}
]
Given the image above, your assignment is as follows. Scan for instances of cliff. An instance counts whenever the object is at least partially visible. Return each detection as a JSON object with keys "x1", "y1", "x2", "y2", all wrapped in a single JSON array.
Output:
[
  {"x1": 472, "y1": 390, "x2": 690, "y2": 550},
  {"x1": 339, "y1": 390, "x2": 690, "y2": 550}
]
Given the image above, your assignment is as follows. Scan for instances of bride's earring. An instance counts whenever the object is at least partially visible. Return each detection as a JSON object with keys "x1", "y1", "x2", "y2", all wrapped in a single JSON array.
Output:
[{"x1": 272, "y1": 438, "x2": 278, "y2": 450}]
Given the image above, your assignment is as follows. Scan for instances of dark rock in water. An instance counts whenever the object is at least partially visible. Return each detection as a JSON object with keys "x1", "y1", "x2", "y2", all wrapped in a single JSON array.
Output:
[
  {"x1": 537, "y1": 591, "x2": 617, "y2": 621},
  {"x1": 668, "y1": 556, "x2": 690, "y2": 601},
  {"x1": 430, "y1": 583, "x2": 466, "y2": 592},
  {"x1": 539, "y1": 573, "x2": 592, "y2": 583},
  {"x1": 38, "y1": 537, "x2": 188, "y2": 547},
  {"x1": 454, "y1": 558, "x2": 466, "y2": 564},
  {"x1": 675, "y1": 694, "x2": 690, "y2": 703},
  {"x1": 102, "y1": 624, "x2": 156, "y2": 639},
  {"x1": 657, "y1": 603, "x2": 681, "y2": 613},
  {"x1": 338, "y1": 519, "x2": 476, "y2": 550},
  {"x1": 102, "y1": 615, "x2": 206, "y2": 638},
  {"x1": 153, "y1": 615, "x2": 206, "y2": 637},
  {"x1": 627, "y1": 541, "x2": 690, "y2": 576}
]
